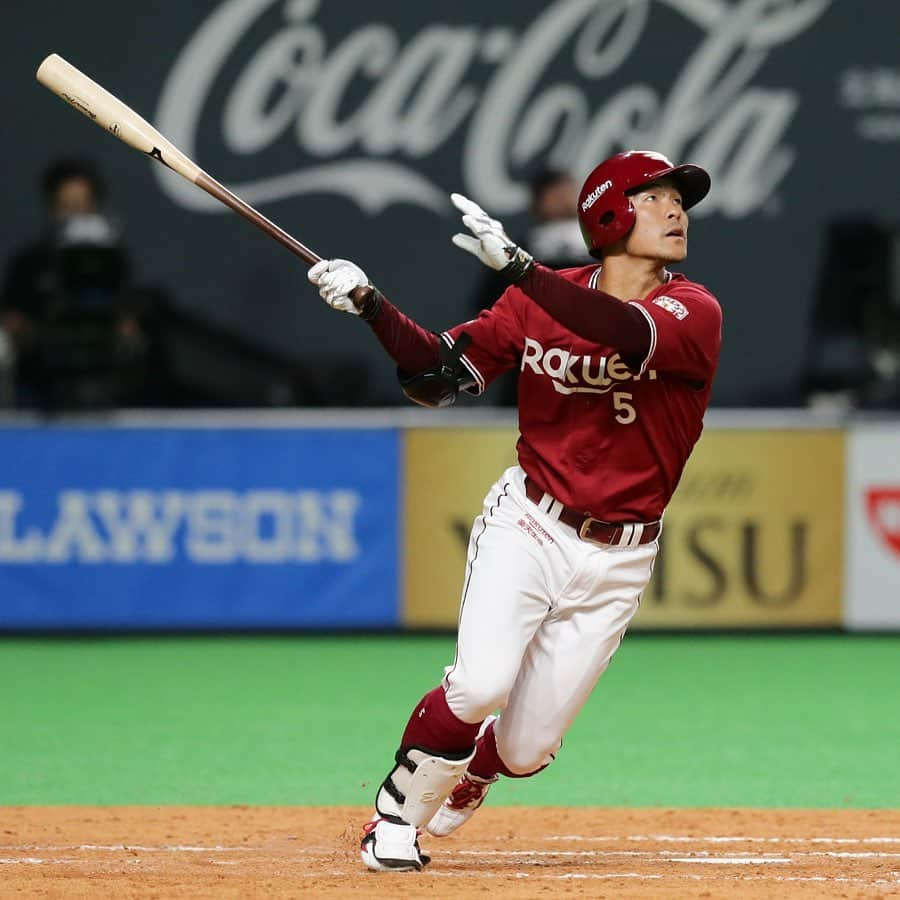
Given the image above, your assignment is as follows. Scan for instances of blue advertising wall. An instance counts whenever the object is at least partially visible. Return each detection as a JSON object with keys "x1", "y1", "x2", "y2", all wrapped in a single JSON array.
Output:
[{"x1": 0, "y1": 426, "x2": 399, "y2": 629}]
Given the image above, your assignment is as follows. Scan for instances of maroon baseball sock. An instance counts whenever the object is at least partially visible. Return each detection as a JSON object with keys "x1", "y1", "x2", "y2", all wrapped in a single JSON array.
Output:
[
  {"x1": 468, "y1": 719, "x2": 545, "y2": 779},
  {"x1": 400, "y1": 686, "x2": 480, "y2": 755}
]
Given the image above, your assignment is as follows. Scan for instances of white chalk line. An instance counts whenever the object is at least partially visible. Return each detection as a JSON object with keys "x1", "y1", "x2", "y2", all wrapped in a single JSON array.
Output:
[
  {"x1": 455, "y1": 852, "x2": 797, "y2": 865},
  {"x1": 1, "y1": 854, "x2": 898, "y2": 888},
  {"x1": 3, "y1": 835, "x2": 898, "y2": 854},
  {"x1": 3, "y1": 844, "x2": 900, "y2": 862},
  {"x1": 0, "y1": 844, "x2": 262, "y2": 853},
  {"x1": 545, "y1": 834, "x2": 900, "y2": 844},
  {"x1": 2, "y1": 858, "x2": 898, "y2": 888},
  {"x1": 0, "y1": 858, "x2": 144, "y2": 866},
  {"x1": 670, "y1": 857, "x2": 792, "y2": 865},
  {"x1": 427, "y1": 872, "x2": 900, "y2": 886},
  {"x1": 453, "y1": 849, "x2": 900, "y2": 861}
]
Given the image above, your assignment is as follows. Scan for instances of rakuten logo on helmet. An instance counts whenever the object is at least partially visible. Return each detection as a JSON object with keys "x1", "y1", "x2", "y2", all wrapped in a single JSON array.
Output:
[
  {"x1": 581, "y1": 180, "x2": 613, "y2": 212},
  {"x1": 521, "y1": 337, "x2": 655, "y2": 394}
]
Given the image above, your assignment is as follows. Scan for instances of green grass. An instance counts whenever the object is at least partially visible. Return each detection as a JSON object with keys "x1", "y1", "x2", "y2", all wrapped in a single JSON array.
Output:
[{"x1": 0, "y1": 635, "x2": 897, "y2": 807}]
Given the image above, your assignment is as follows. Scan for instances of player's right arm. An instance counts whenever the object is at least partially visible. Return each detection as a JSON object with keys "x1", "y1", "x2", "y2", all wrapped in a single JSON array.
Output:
[
  {"x1": 307, "y1": 258, "x2": 522, "y2": 406},
  {"x1": 308, "y1": 258, "x2": 440, "y2": 372}
]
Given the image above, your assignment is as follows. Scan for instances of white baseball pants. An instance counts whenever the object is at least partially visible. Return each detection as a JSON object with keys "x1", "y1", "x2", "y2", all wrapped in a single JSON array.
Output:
[{"x1": 443, "y1": 465, "x2": 659, "y2": 774}]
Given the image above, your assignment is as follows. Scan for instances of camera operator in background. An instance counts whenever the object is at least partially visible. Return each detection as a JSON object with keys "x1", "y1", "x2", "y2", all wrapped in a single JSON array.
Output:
[
  {"x1": 468, "y1": 169, "x2": 592, "y2": 406},
  {"x1": 0, "y1": 159, "x2": 153, "y2": 410}
]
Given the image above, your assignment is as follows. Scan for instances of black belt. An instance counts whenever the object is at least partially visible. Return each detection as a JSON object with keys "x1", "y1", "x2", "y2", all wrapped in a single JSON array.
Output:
[{"x1": 524, "y1": 476, "x2": 661, "y2": 547}]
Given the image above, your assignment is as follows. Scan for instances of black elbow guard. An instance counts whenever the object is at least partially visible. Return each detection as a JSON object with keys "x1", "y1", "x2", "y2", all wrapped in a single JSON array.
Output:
[{"x1": 398, "y1": 333, "x2": 475, "y2": 408}]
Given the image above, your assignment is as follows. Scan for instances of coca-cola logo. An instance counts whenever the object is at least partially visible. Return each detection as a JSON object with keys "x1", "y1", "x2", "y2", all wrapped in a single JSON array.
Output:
[
  {"x1": 865, "y1": 488, "x2": 900, "y2": 557},
  {"x1": 153, "y1": 0, "x2": 831, "y2": 217}
]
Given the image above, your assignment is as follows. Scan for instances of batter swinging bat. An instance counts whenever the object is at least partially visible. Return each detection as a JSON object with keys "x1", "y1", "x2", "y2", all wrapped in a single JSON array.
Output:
[{"x1": 36, "y1": 53, "x2": 370, "y2": 300}]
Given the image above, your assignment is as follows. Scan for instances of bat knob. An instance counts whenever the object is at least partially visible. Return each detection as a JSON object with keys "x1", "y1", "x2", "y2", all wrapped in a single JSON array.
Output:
[{"x1": 351, "y1": 285, "x2": 381, "y2": 320}]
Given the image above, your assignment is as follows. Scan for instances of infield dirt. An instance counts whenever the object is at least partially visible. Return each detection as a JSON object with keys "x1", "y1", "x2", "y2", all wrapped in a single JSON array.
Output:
[{"x1": 3, "y1": 806, "x2": 898, "y2": 898}]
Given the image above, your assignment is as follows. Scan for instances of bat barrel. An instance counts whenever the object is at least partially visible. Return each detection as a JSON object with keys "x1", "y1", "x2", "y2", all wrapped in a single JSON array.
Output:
[{"x1": 37, "y1": 53, "x2": 328, "y2": 273}]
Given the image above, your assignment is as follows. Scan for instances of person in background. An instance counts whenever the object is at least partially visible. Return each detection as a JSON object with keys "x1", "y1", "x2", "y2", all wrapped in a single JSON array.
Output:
[
  {"x1": 525, "y1": 168, "x2": 594, "y2": 267},
  {"x1": 803, "y1": 217, "x2": 900, "y2": 410},
  {"x1": 0, "y1": 158, "x2": 150, "y2": 410}
]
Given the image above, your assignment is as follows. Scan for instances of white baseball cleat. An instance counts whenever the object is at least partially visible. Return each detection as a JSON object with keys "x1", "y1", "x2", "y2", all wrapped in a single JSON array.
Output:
[
  {"x1": 360, "y1": 817, "x2": 430, "y2": 872},
  {"x1": 426, "y1": 771, "x2": 498, "y2": 836}
]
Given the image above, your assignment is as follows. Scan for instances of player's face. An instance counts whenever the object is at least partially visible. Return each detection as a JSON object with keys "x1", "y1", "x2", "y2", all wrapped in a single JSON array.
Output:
[{"x1": 625, "y1": 182, "x2": 689, "y2": 263}]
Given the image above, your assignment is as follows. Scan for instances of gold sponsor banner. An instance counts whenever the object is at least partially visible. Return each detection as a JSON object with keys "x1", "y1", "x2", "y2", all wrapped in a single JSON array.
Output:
[
  {"x1": 404, "y1": 428, "x2": 518, "y2": 628},
  {"x1": 403, "y1": 429, "x2": 844, "y2": 629},
  {"x1": 636, "y1": 430, "x2": 843, "y2": 628}
]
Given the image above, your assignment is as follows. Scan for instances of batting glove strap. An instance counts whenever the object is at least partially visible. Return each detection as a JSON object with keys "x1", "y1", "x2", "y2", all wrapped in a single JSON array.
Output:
[
  {"x1": 501, "y1": 246, "x2": 534, "y2": 283},
  {"x1": 359, "y1": 287, "x2": 383, "y2": 321}
]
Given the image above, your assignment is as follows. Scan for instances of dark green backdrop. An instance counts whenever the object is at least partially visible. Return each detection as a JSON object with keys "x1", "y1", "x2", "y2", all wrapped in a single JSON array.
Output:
[{"x1": 2, "y1": 1, "x2": 898, "y2": 406}]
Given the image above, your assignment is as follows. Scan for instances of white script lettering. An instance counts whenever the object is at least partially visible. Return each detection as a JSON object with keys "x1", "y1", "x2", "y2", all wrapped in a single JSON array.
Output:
[{"x1": 153, "y1": 0, "x2": 832, "y2": 216}]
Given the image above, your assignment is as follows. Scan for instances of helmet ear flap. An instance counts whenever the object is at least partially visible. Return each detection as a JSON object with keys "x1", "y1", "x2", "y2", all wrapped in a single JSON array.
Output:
[
  {"x1": 588, "y1": 210, "x2": 618, "y2": 257},
  {"x1": 587, "y1": 195, "x2": 636, "y2": 253}
]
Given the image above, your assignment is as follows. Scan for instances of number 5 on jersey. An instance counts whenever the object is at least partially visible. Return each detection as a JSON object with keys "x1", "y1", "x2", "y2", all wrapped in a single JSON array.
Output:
[{"x1": 614, "y1": 391, "x2": 636, "y2": 424}]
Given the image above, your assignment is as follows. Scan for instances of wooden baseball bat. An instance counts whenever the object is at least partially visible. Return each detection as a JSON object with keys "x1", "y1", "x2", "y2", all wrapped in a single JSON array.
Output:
[{"x1": 36, "y1": 53, "x2": 372, "y2": 304}]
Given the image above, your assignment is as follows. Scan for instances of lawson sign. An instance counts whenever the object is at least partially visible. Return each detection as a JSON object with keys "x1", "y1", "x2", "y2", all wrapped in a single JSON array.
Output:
[{"x1": 0, "y1": 426, "x2": 399, "y2": 629}]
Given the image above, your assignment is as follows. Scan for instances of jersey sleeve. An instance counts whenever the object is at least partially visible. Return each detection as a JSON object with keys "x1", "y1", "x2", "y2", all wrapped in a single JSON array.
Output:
[
  {"x1": 443, "y1": 286, "x2": 525, "y2": 395},
  {"x1": 628, "y1": 284, "x2": 722, "y2": 383}
]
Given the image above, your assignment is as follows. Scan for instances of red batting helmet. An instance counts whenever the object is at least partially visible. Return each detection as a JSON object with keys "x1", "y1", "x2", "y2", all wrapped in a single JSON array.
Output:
[{"x1": 577, "y1": 150, "x2": 711, "y2": 257}]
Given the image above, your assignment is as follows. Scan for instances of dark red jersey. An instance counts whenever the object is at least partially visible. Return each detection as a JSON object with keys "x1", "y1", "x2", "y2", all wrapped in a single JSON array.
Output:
[{"x1": 444, "y1": 265, "x2": 722, "y2": 521}]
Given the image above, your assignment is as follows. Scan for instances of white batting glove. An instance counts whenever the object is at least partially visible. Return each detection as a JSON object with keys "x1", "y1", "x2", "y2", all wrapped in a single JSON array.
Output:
[
  {"x1": 450, "y1": 193, "x2": 534, "y2": 281},
  {"x1": 308, "y1": 258, "x2": 370, "y2": 316}
]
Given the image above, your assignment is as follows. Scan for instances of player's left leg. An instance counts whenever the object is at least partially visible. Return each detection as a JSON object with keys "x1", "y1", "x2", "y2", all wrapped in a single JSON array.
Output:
[{"x1": 428, "y1": 538, "x2": 658, "y2": 835}]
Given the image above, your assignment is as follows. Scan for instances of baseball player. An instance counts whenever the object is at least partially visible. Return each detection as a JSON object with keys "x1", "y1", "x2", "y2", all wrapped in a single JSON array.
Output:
[{"x1": 308, "y1": 150, "x2": 722, "y2": 872}]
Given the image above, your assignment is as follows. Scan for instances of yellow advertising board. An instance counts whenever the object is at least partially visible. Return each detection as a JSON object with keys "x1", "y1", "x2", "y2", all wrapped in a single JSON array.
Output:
[
  {"x1": 404, "y1": 428, "x2": 518, "y2": 628},
  {"x1": 403, "y1": 428, "x2": 844, "y2": 629},
  {"x1": 634, "y1": 430, "x2": 843, "y2": 628}
]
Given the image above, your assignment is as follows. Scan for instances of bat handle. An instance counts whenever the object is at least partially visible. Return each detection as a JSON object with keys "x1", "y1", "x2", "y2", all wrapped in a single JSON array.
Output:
[
  {"x1": 191, "y1": 173, "x2": 375, "y2": 310},
  {"x1": 195, "y1": 172, "x2": 321, "y2": 267}
]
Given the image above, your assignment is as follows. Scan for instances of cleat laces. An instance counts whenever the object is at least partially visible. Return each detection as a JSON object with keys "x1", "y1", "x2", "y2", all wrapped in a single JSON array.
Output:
[{"x1": 447, "y1": 775, "x2": 490, "y2": 810}]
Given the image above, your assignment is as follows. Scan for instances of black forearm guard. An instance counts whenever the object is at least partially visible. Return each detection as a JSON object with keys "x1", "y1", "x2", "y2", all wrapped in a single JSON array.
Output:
[{"x1": 398, "y1": 333, "x2": 474, "y2": 408}]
